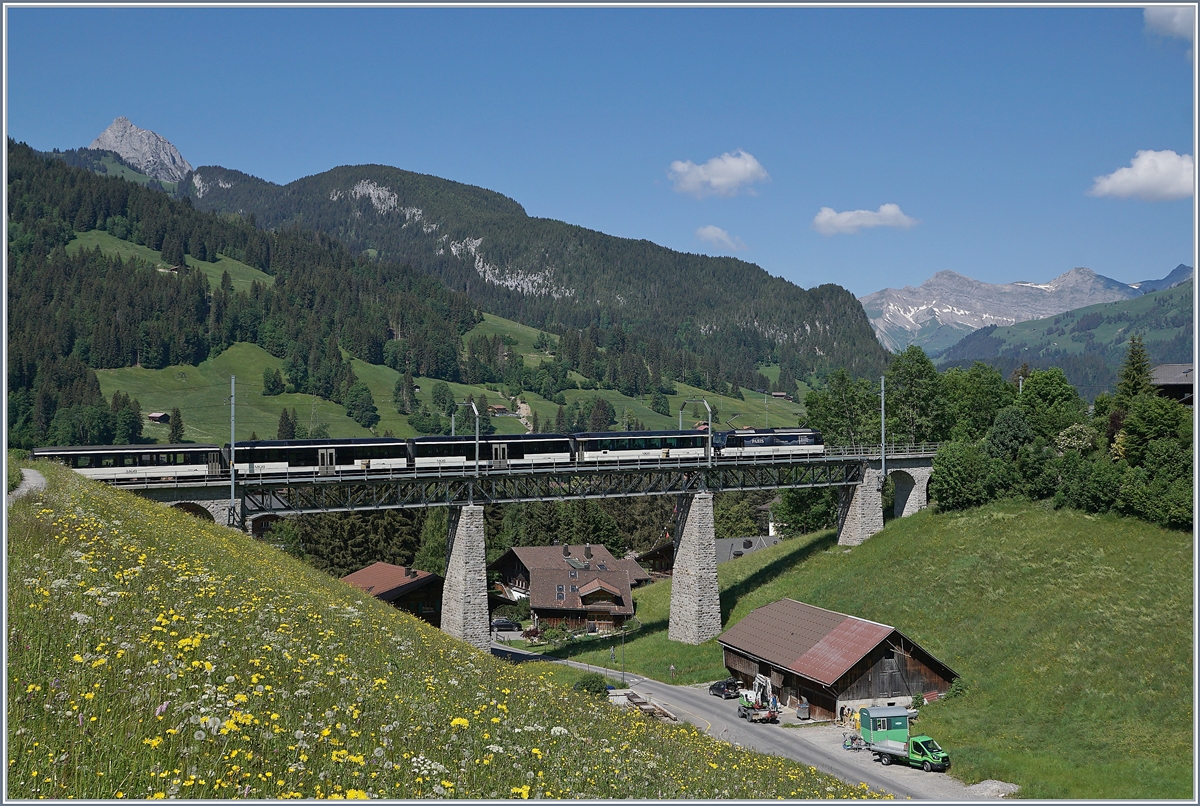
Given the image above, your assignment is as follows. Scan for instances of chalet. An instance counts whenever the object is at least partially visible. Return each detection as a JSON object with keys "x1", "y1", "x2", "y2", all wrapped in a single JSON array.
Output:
[
  {"x1": 717, "y1": 599, "x2": 957, "y2": 721},
  {"x1": 487, "y1": 404, "x2": 512, "y2": 416},
  {"x1": 341, "y1": 562, "x2": 444, "y2": 627},
  {"x1": 146, "y1": 412, "x2": 170, "y2": 424},
  {"x1": 1150, "y1": 363, "x2": 1193, "y2": 406},
  {"x1": 488, "y1": 543, "x2": 650, "y2": 633}
]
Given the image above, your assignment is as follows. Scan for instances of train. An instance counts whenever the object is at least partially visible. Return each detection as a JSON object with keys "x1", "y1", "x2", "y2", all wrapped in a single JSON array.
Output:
[{"x1": 30, "y1": 427, "x2": 823, "y2": 484}]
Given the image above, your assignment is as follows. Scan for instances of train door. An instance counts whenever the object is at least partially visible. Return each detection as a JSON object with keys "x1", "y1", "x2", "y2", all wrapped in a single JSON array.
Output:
[
  {"x1": 207, "y1": 452, "x2": 221, "y2": 477},
  {"x1": 318, "y1": 448, "x2": 336, "y2": 475},
  {"x1": 492, "y1": 443, "x2": 508, "y2": 469}
]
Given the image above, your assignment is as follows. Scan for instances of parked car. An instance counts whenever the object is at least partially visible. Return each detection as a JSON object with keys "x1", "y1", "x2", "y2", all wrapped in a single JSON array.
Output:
[
  {"x1": 708, "y1": 678, "x2": 741, "y2": 698},
  {"x1": 491, "y1": 618, "x2": 522, "y2": 632}
]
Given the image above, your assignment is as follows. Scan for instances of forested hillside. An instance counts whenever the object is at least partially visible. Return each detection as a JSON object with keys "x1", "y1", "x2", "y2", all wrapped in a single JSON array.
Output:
[
  {"x1": 7, "y1": 139, "x2": 476, "y2": 448},
  {"x1": 181, "y1": 162, "x2": 890, "y2": 390}
]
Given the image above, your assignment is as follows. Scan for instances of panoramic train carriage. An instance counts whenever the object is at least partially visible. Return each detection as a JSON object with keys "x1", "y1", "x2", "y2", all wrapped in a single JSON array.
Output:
[
  {"x1": 31, "y1": 444, "x2": 223, "y2": 483},
  {"x1": 574, "y1": 429, "x2": 710, "y2": 464},
  {"x1": 715, "y1": 428, "x2": 824, "y2": 461},
  {"x1": 480, "y1": 433, "x2": 574, "y2": 469},
  {"x1": 229, "y1": 438, "x2": 409, "y2": 477}
]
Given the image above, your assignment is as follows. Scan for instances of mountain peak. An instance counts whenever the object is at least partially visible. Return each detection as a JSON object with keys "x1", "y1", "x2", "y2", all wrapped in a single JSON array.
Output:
[{"x1": 89, "y1": 117, "x2": 192, "y2": 183}]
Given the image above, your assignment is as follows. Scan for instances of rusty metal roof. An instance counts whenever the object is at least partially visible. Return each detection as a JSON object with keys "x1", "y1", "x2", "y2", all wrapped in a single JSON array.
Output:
[
  {"x1": 717, "y1": 599, "x2": 894, "y2": 686},
  {"x1": 341, "y1": 562, "x2": 439, "y2": 602}
]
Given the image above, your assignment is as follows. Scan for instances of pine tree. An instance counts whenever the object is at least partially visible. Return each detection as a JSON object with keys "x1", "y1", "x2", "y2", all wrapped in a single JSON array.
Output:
[
  {"x1": 168, "y1": 406, "x2": 185, "y2": 443},
  {"x1": 277, "y1": 407, "x2": 296, "y2": 439},
  {"x1": 1115, "y1": 334, "x2": 1153, "y2": 404},
  {"x1": 555, "y1": 404, "x2": 567, "y2": 433}
]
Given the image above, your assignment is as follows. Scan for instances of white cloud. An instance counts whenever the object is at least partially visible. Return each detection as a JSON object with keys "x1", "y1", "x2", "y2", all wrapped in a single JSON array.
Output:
[
  {"x1": 811, "y1": 203, "x2": 919, "y2": 236},
  {"x1": 1089, "y1": 149, "x2": 1194, "y2": 201},
  {"x1": 1144, "y1": 6, "x2": 1194, "y2": 41},
  {"x1": 695, "y1": 225, "x2": 745, "y2": 251},
  {"x1": 669, "y1": 149, "x2": 769, "y2": 198}
]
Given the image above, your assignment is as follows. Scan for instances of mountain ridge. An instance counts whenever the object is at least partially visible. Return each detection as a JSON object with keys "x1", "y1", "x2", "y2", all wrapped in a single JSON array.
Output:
[
  {"x1": 180, "y1": 161, "x2": 890, "y2": 384},
  {"x1": 860, "y1": 265, "x2": 1192, "y2": 354}
]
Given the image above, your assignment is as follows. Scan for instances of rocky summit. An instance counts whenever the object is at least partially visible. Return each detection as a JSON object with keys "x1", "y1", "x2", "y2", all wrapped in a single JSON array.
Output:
[
  {"x1": 89, "y1": 116, "x2": 192, "y2": 183},
  {"x1": 859, "y1": 267, "x2": 1148, "y2": 354}
]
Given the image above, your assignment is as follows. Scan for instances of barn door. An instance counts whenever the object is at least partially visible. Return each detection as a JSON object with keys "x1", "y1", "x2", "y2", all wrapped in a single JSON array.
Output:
[{"x1": 318, "y1": 448, "x2": 336, "y2": 475}]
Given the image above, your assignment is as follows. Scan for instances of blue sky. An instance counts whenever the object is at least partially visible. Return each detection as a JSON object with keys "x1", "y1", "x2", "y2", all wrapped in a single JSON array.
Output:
[{"x1": 6, "y1": 6, "x2": 1195, "y2": 297}]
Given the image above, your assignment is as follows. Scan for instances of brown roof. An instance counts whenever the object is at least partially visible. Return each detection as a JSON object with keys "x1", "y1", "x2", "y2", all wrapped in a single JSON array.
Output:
[
  {"x1": 577, "y1": 577, "x2": 621, "y2": 596},
  {"x1": 527, "y1": 568, "x2": 633, "y2": 616},
  {"x1": 717, "y1": 599, "x2": 894, "y2": 686},
  {"x1": 341, "y1": 562, "x2": 440, "y2": 602},
  {"x1": 504, "y1": 544, "x2": 650, "y2": 583}
]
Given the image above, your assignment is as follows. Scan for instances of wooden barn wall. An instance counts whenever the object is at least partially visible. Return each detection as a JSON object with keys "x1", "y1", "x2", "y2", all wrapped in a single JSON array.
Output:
[{"x1": 836, "y1": 634, "x2": 954, "y2": 701}]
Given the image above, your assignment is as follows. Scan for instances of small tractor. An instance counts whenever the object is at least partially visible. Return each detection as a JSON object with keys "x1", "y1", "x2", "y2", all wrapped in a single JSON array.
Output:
[{"x1": 736, "y1": 674, "x2": 779, "y2": 723}]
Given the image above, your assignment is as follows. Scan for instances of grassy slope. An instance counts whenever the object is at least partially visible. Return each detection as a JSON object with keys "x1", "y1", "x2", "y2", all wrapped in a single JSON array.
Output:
[
  {"x1": 548, "y1": 501, "x2": 1193, "y2": 799},
  {"x1": 66, "y1": 229, "x2": 272, "y2": 294},
  {"x1": 5, "y1": 462, "x2": 881, "y2": 800}
]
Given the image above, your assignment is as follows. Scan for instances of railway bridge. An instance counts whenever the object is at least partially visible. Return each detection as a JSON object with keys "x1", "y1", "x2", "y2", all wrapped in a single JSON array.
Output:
[{"x1": 130, "y1": 444, "x2": 939, "y2": 651}]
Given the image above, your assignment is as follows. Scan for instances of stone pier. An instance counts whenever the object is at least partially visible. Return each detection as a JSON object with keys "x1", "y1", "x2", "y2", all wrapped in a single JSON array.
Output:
[
  {"x1": 837, "y1": 460, "x2": 933, "y2": 546},
  {"x1": 440, "y1": 505, "x2": 490, "y2": 651},
  {"x1": 668, "y1": 493, "x2": 721, "y2": 644}
]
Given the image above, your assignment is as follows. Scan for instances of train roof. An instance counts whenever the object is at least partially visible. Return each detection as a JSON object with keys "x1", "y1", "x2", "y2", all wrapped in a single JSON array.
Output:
[
  {"x1": 574, "y1": 430, "x2": 708, "y2": 438},
  {"x1": 231, "y1": 438, "x2": 406, "y2": 448},
  {"x1": 32, "y1": 443, "x2": 220, "y2": 454}
]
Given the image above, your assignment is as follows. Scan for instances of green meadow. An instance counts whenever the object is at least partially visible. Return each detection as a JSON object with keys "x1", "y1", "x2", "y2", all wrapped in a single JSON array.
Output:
[
  {"x1": 67, "y1": 230, "x2": 272, "y2": 294},
  {"x1": 6, "y1": 460, "x2": 883, "y2": 800},
  {"x1": 546, "y1": 500, "x2": 1194, "y2": 799}
]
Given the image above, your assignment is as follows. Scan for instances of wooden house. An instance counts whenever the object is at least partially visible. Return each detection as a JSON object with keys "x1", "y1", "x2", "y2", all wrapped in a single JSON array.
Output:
[
  {"x1": 717, "y1": 599, "x2": 957, "y2": 720},
  {"x1": 488, "y1": 543, "x2": 650, "y2": 633},
  {"x1": 341, "y1": 562, "x2": 444, "y2": 627}
]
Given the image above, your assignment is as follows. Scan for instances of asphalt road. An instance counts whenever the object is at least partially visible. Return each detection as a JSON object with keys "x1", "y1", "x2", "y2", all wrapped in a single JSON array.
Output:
[{"x1": 490, "y1": 643, "x2": 1000, "y2": 800}]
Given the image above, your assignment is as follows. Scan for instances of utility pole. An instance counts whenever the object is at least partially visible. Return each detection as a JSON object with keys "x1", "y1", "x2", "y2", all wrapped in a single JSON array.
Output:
[
  {"x1": 684, "y1": 397, "x2": 713, "y2": 465},
  {"x1": 229, "y1": 376, "x2": 236, "y2": 526},
  {"x1": 880, "y1": 376, "x2": 886, "y2": 487}
]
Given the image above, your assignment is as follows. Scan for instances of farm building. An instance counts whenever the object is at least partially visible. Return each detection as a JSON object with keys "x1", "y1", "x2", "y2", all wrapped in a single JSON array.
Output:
[
  {"x1": 488, "y1": 543, "x2": 649, "y2": 633},
  {"x1": 717, "y1": 599, "x2": 957, "y2": 720},
  {"x1": 341, "y1": 562, "x2": 444, "y2": 627},
  {"x1": 146, "y1": 412, "x2": 170, "y2": 424},
  {"x1": 634, "y1": 535, "x2": 781, "y2": 575},
  {"x1": 1150, "y1": 363, "x2": 1193, "y2": 406}
]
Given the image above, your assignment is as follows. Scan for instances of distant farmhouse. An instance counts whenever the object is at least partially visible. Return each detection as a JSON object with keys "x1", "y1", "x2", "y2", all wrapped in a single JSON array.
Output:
[
  {"x1": 341, "y1": 562, "x2": 444, "y2": 627},
  {"x1": 718, "y1": 599, "x2": 957, "y2": 721},
  {"x1": 489, "y1": 543, "x2": 650, "y2": 633},
  {"x1": 635, "y1": 535, "x2": 781, "y2": 576},
  {"x1": 1150, "y1": 363, "x2": 1193, "y2": 406}
]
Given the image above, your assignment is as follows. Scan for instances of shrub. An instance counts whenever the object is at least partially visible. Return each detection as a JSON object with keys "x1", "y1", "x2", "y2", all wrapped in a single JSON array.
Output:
[{"x1": 572, "y1": 672, "x2": 610, "y2": 697}]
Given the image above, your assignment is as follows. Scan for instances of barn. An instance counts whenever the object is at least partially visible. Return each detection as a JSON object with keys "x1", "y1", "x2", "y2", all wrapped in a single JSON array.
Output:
[{"x1": 717, "y1": 599, "x2": 957, "y2": 721}]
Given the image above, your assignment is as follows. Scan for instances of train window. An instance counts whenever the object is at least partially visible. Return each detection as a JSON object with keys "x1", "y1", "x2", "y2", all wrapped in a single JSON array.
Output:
[{"x1": 73, "y1": 455, "x2": 92, "y2": 468}]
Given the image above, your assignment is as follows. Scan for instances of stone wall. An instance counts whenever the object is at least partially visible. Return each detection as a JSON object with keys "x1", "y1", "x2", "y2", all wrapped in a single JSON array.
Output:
[
  {"x1": 668, "y1": 493, "x2": 721, "y2": 644},
  {"x1": 439, "y1": 505, "x2": 490, "y2": 651}
]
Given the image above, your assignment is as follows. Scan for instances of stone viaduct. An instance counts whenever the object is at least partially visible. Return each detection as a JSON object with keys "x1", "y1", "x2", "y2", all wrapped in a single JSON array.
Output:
[{"x1": 135, "y1": 454, "x2": 933, "y2": 651}]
